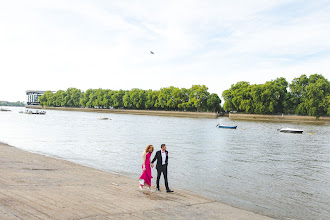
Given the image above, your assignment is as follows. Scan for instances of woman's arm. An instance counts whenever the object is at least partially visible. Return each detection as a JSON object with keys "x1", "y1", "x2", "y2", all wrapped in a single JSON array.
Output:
[{"x1": 142, "y1": 152, "x2": 146, "y2": 171}]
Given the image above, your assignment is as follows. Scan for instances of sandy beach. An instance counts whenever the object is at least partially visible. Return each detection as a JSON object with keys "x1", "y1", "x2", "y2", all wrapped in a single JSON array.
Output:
[{"x1": 0, "y1": 142, "x2": 274, "y2": 220}]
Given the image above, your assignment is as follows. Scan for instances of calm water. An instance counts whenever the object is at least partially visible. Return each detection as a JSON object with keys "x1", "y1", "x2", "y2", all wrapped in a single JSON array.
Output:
[{"x1": 1, "y1": 107, "x2": 329, "y2": 220}]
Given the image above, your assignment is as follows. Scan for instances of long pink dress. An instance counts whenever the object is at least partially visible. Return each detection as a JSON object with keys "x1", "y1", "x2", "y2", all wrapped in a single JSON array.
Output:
[{"x1": 139, "y1": 152, "x2": 153, "y2": 186}]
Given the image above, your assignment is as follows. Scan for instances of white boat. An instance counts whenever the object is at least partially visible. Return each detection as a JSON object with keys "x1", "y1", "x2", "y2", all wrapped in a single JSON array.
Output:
[
  {"x1": 35, "y1": 110, "x2": 46, "y2": 115},
  {"x1": 98, "y1": 116, "x2": 109, "y2": 120},
  {"x1": 279, "y1": 128, "x2": 303, "y2": 134},
  {"x1": 24, "y1": 110, "x2": 46, "y2": 115}
]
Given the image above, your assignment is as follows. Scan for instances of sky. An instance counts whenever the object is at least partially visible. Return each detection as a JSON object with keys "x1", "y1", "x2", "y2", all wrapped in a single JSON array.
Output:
[{"x1": 1, "y1": 0, "x2": 330, "y2": 102}]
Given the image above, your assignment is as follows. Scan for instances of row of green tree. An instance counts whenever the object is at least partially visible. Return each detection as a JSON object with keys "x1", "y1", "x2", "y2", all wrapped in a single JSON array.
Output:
[
  {"x1": 0, "y1": 101, "x2": 25, "y2": 107},
  {"x1": 39, "y1": 85, "x2": 222, "y2": 112},
  {"x1": 222, "y1": 74, "x2": 330, "y2": 117}
]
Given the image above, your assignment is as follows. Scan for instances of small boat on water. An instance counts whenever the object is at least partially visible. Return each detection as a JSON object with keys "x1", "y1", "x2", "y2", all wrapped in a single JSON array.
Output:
[
  {"x1": 35, "y1": 110, "x2": 46, "y2": 115},
  {"x1": 98, "y1": 116, "x2": 109, "y2": 120},
  {"x1": 24, "y1": 110, "x2": 33, "y2": 114},
  {"x1": 0, "y1": 108, "x2": 11, "y2": 112},
  {"x1": 24, "y1": 110, "x2": 46, "y2": 115},
  {"x1": 216, "y1": 124, "x2": 237, "y2": 129},
  {"x1": 279, "y1": 128, "x2": 303, "y2": 134}
]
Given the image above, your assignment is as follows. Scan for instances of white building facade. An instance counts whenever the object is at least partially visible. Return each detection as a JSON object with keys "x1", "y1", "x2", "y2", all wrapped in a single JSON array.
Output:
[{"x1": 26, "y1": 90, "x2": 47, "y2": 105}]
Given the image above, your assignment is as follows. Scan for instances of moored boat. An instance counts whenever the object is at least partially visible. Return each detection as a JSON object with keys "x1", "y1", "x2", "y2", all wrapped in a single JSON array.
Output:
[
  {"x1": 279, "y1": 128, "x2": 303, "y2": 134},
  {"x1": 216, "y1": 124, "x2": 237, "y2": 129},
  {"x1": 24, "y1": 110, "x2": 46, "y2": 115},
  {"x1": 35, "y1": 110, "x2": 46, "y2": 115},
  {"x1": 0, "y1": 108, "x2": 11, "y2": 112},
  {"x1": 98, "y1": 116, "x2": 109, "y2": 120}
]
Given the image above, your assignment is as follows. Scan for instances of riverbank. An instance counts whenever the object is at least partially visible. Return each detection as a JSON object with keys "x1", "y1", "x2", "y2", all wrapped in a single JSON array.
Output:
[
  {"x1": 26, "y1": 106, "x2": 223, "y2": 118},
  {"x1": 0, "y1": 142, "x2": 273, "y2": 220},
  {"x1": 229, "y1": 113, "x2": 330, "y2": 123}
]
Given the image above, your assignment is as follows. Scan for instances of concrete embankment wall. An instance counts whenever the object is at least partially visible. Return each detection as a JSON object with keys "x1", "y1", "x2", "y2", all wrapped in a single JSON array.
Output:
[
  {"x1": 229, "y1": 113, "x2": 330, "y2": 123},
  {"x1": 26, "y1": 106, "x2": 222, "y2": 119}
]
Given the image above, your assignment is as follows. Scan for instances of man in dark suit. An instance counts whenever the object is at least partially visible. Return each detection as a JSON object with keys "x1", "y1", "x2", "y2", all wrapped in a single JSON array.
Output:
[{"x1": 151, "y1": 144, "x2": 174, "y2": 193}]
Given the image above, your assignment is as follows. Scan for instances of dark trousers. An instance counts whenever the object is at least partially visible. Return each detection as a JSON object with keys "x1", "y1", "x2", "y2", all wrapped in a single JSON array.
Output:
[{"x1": 156, "y1": 165, "x2": 169, "y2": 191}]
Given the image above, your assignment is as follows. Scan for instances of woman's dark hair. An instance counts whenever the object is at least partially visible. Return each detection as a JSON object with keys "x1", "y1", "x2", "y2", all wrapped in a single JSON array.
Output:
[{"x1": 161, "y1": 144, "x2": 166, "y2": 148}]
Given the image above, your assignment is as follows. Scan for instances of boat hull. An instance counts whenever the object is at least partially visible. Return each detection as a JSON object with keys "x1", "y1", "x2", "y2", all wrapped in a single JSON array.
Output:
[
  {"x1": 279, "y1": 128, "x2": 303, "y2": 133},
  {"x1": 280, "y1": 130, "x2": 303, "y2": 134},
  {"x1": 24, "y1": 110, "x2": 46, "y2": 115},
  {"x1": 217, "y1": 126, "x2": 237, "y2": 129}
]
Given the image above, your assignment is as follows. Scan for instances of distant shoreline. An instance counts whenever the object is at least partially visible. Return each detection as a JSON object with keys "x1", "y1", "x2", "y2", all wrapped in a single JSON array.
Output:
[
  {"x1": 229, "y1": 113, "x2": 330, "y2": 123},
  {"x1": 26, "y1": 106, "x2": 223, "y2": 118},
  {"x1": 25, "y1": 106, "x2": 330, "y2": 123}
]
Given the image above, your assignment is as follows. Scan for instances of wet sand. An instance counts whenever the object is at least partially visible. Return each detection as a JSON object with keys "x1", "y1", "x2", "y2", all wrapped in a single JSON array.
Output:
[{"x1": 0, "y1": 142, "x2": 274, "y2": 220}]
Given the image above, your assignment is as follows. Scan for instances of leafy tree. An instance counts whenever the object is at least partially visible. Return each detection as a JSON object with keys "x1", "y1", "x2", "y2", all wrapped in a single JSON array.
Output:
[
  {"x1": 40, "y1": 91, "x2": 55, "y2": 107},
  {"x1": 123, "y1": 90, "x2": 133, "y2": 108},
  {"x1": 207, "y1": 93, "x2": 221, "y2": 112},
  {"x1": 38, "y1": 85, "x2": 221, "y2": 113},
  {"x1": 325, "y1": 95, "x2": 330, "y2": 115},
  {"x1": 222, "y1": 74, "x2": 330, "y2": 117},
  {"x1": 222, "y1": 81, "x2": 250, "y2": 112},
  {"x1": 222, "y1": 78, "x2": 288, "y2": 114},
  {"x1": 0, "y1": 101, "x2": 25, "y2": 107},
  {"x1": 66, "y1": 88, "x2": 82, "y2": 107},
  {"x1": 39, "y1": 93, "x2": 47, "y2": 107},
  {"x1": 189, "y1": 85, "x2": 210, "y2": 112},
  {"x1": 171, "y1": 87, "x2": 184, "y2": 110},
  {"x1": 137, "y1": 89, "x2": 147, "y2": 109},
  {"x1": 145, "y1": 90, "x2": 158, "y2": 109},
  {"x1": 289, "y1": 74, "x2": 330, "y2": 117},
  {"x1": 178, "y1": 88, "x2": 190, "y2": 111},
  {"x1": 128, "y1": 89, "x2": 145, "y2": 109},
  {"x1": 288, "y1": 74, "x2": 309, "y2": 114},
  {"x1": 164, "y1": 87, "x2": 176, "y2": 110},
  {"x1": 80, "y1": 89, "x2": 94, "y2": 107},
  {"x1": 257, "y1": 77, "x2": 288, "y2": 114},
  {"x1": 93, "y1": 89, "x2": 105, "y2": 108},
  {"x1": 86, "y1": 89, "x2": 96, "y2": 108},
  {"x1": 102, "y1": 90, "x2": 114, "y2": 108},
  {"x1": 157, "y1": 88, "x2": 167, "y2": 109},
  {"x1": 53, "y1": 90, "x2": 65, "y2": 107},
  {"x1": 112, "y1": 90, "x2": 125, "y2": 108}
]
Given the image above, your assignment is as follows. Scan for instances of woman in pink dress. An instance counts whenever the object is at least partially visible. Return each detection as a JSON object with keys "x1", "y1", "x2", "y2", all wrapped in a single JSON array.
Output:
[{"x1": 139, "y1": 145, "x2": 154, "y2": 191}]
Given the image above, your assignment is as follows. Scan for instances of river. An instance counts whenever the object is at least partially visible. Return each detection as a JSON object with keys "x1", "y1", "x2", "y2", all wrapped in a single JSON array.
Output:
[{"x1": 0, "y1": 107, "x2": 329, "y2": 219}]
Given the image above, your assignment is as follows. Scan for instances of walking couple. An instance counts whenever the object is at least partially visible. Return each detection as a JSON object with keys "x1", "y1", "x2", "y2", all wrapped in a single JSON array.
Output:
[{"x1": 138, "y1": 144, "x2": 174, "y2": 193}]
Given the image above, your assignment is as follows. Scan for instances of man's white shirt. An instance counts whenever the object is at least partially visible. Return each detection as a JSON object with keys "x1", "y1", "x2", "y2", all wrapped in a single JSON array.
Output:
[{"x1": 161, "y1": 151, "x2": 166, "y2": 165}]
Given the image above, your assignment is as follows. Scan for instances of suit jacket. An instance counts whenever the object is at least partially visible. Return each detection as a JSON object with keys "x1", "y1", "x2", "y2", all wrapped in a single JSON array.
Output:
[{"x1": 151, "y1": 150, "x2": 168, "y2": 169}]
